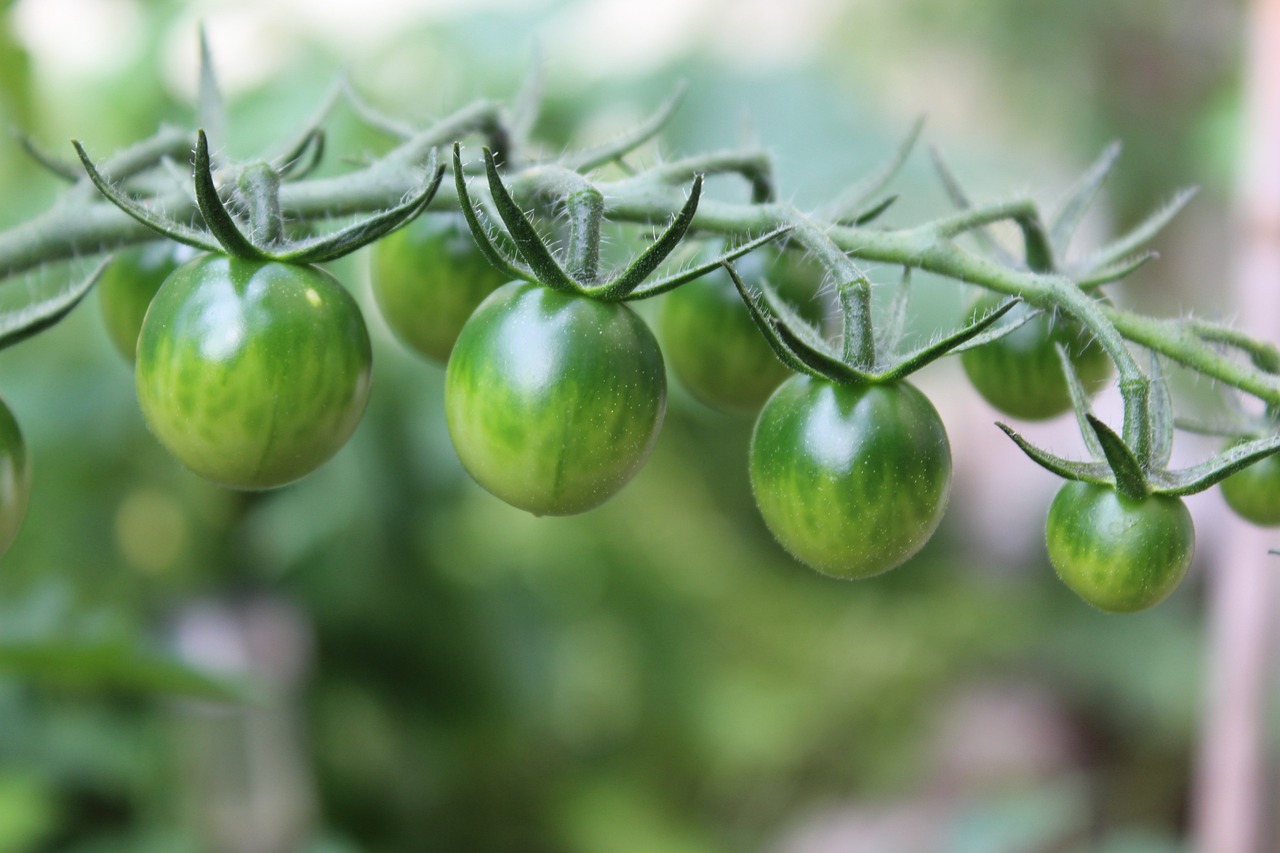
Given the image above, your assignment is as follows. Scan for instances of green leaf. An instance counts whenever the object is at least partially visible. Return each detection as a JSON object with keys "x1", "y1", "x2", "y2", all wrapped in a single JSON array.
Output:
[
  {"x1": 72, "y1": 140, "x2": 222, "y2": 253},
  {"x1": 196, "y1": 24, "x2": 227, "y2": 155},
  {"x1": 724, "y1": 262, "x2": 823, "y2": 379},
  {"x1": 1087, "y1": 415, "x2": 1149, "y2": 499},
  {"x1": 0, "y1": 259, "x2": 107, "y2": 351},
  {"x1": 621, "y1": 227, "x2": 791, "y2": 300},
  {"x1": 1151, "y1": 433, "x2": 1280, "y2": 496},
  {"x1": 877, "y1": 296, "x2": 1018, "y2": 381},
  {"x1": 996, "y1": 422, "x2": 1114, "y2": 484},
  {"x1": 452, "y1": 143, "x2": 530, "y2": 281},
  {"x1": 824, "y1": 116, "x2": 923, "y2": 222},
  {"x1": 277, "y1": 156, "x2": 444, "y2": 264},
  {"x1": 586, "y1": 176, "x2": 702, "y2": 300},
  {"x1": 1147, "y1": 352, "x2": 1174, "y2": 468},
  {"x1": 929, "y1": 146, "x2": 1017, "y2": 266},
  {"x1": 1050, "y1": 141, "x2": 1121, "y2": 255},
  {"x1": 1056, "y1": 342, "x2": 1106, "y2": 462},
  {"x1": 564, "y1": 82, "x2": 688, "y2": 173},
  {"x1": 1084, "y1": 187, "x2": 1197, "y2": 272},
  {"x1": 482, "y1": 146, "x2": 580, "y2": 292},
  {"x1": 193, "y1": 130, "x2": 268, "y2": 259}
]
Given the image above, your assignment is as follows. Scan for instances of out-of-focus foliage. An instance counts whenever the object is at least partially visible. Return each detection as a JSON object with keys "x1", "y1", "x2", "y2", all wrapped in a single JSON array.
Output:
[{"x1": 0, "y1": 0, "x2": 1240, "y2": 849}]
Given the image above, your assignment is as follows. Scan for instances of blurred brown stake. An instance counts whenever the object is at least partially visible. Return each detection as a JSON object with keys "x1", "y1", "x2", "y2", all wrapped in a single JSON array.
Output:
[{"x1": 1191, "y1": 1, "x2": 1280, "y2": 850}]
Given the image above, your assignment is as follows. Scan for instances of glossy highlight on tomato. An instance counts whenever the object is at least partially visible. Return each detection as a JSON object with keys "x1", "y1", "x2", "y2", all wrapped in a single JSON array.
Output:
[
  {"x1": 749, "y1": 375, "x2": 952, "y2": 578},
  {"x1": 660, "y1": 249, "x2": 826, "y2": 414},
  {"x1": 0, "y1": 396, "x2": 30, "y2": 560},
  {"x1": 445, "y1": 281, "x2": 666, "y2": 516},
  {"x1": 1219, "y1": 447, "x2": 1280, "y2": 526},
  {"x1": 136, "y1": 254, "x2": 372, "y2": 490},
  {"x1": 961, "y1": 293, "x2": 1111, "y2": 420},
  {"x1": 1046, "y1": 481, "x2": 1194, "y2": 613},
  {"x1": 98, "y1": 241, "x2": 197, "y2": 363},
  {"x1": 371, "y1": 213, "x2": 507, "y2": 363}
]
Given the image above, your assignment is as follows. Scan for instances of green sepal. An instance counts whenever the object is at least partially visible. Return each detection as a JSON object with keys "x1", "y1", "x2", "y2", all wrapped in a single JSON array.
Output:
[
  {"x1": 272, "y1": 129, "x2": 325, "y2": 181},
  {"x1": 341, "y1": 78, "x2": 416, "y2": 139},
  {"x1": 1020, "y1": 212, "x2": 1054, "y2": 273},
  {"x1": 507, "y1": 44, "x2": 545, "y2": 152},
  {"x1": 948, "y1": 299, "x2": 1042, "y2": 354},
  {"x1": 759, "y1": 275, "x2": 841, "y2": 361},
  {"x1": 481, "y1": 146, "x2": 580, "y2": 292},
  {"x1": 0, "y1": 259, "x2": 107, "y2": 351},
  {"x1": 274, "y1": 157, "x2": 444, "y2": 264},
  {"x1": 72, "y1": 140, "x2": 223, "y2": 253},
  {"x1": 1074, "y1": 251, "x2": 1155, "y2": 289},
  {"x1": 1083, "y1": 187, "x2": 1196, "y2": 272},
  {"x1": 13, "y1": 129, "x2": 79, "y2": 182},
  {"x1": 585, "y1": 175, "x2": 703, "y2": 300},
  {"x1": 929, "y1": 147, "x2": 1016, "y2": 266},
  {"x1": 1173, "y1": 416, "x2": 1248, "y2": 438},
  {"x1": 1147, "y1": 352, "x2": 1174, "y2": 468},
  {"x1": 565, "y1": 83, "x2": 688, "y2": 173},
  {"x1": 873, "y1": 267, "x2": 912, "y2": 355},
  {"x1": 851, "y1": 195, "x2": 898, "y2": 226},
  {"x1": 996, "y1": 422, "x2": 1115, "y2": 484},
  {"x1": 1050, "y1": 141, "x2": 1121, "y2": 255},
  {"x1": 774, "y1": 321, "x2": 874, "y2": 384},
  {"x1": 825, "y1": 117, "x2": 923, "y2": 222},
  {"x1": 876, "y1": 296, "x2": 1018, "y2": 381},
  {"x1": 1086, "y1": 414, "x2": 1150, "y2": 499},
  {"x1": 196, "y1": 25, "x2": 227, "y2": 156},
  {"x1": 193, "y1": 130, "x2": 270, "y2": 260},
  {"x1": 1056, "y1": 342, "x2": 1106, "y2": 462},
  {"x1": 620, "y1": 227, "x2": 791, "y2": 301},
  {"x1": 1148, "y1": 433, "x2": 1280, "y2": 497},
  {"x1": 725, "y1": 262, "x2": 825, "y2": 379},
  {"x1": 452, "y1": 143, "x2": 532, "y2": 281}
]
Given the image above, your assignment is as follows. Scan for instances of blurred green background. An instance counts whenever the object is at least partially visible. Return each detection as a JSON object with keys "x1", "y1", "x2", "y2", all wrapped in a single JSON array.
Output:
[{"x1": 0, "y1": 0, "x2": 1252, "y2": 850}]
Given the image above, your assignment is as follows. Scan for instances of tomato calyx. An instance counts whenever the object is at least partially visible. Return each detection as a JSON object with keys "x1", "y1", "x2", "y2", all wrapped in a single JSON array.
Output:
[
  {"x1": 1000, "y1": 349, "x2": 1280, "y2": 499},
  {"x1": 453, "y1": 143, "x2": 789, "y2": 304},
  {"x1": 728, "y1": 262, "x2": 1016, "y2": 385},
  {"x1": 75, "y1": 130, "x2": 445, "y2": 266}
]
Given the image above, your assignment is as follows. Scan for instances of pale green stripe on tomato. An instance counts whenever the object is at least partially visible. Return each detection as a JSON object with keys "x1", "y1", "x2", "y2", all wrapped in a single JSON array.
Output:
[
  {"x1": 445, "y1": 281, "x2": 666, "y2": 516},
  {"x1": 749, "y1": 376, "x2": 952, "y2": 579},
  {"x1": 1046, "y1": 481, "x2": 1194, "y2": 613},
  {"x1": 136, "y1": 255, "x2": 372, "y2": 490}
]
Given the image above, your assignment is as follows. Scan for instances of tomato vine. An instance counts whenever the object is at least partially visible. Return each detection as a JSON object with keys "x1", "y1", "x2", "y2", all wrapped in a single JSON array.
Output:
[{"x1": 0, "y1": 35, "x2": 1277, "y2": 608}]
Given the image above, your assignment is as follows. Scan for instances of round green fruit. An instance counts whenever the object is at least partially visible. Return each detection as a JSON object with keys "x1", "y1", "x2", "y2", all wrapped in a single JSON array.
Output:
[
  {"x1": 749, "y1": 375, "x2": 952, "y2": 578},
  {"x1": 445, "y1": 281, "x2": 666, "y2": 516},
  {"x1": 136, "y1": 254, "x2": 372, "y2": 490},
  {"x1": 98, "y1": 241, "x2": 198, "y2": 363},
  {"x1": 961, "y1": 293, "x2": 1111, "y2": 420},
  {"x1": 1045, "y1": 481, "x2": 1194, "y2": 613},
  {"x1": 371, "y1": 213, "x2": 507, "y2": 363}
]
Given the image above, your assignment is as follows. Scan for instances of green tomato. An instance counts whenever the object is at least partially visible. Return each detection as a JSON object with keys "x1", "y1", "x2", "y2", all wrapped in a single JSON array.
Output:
[
  {"x1": 0, "y1": 396, "x2": 30, "y2": 560},
  {"x1": 136, "y1": 254, "x2": 372, "y2": 490},
  {"x1": 445, "y1": 281, "x2": 666, "y2": 516},
  {"x1": 371, "y1": 213, "x2": 508, "y2": 363},
  {"x1": 1045, "y1": 481, "x2": 1195, "y2": 613},
  {"x1": 749, "y1": 375, "x2": 952, "y2": 578},
  {"x1": 960, "y1": 293, "x2": 1111, "y2": 420},
  {"x1": 660, "y1": 249, "x2": 827, "y2": 414},
  {"x1": 98, "y1": 241, "x2": 198, "y2": 363},
  {"x1": 1220, "y1": 447, "x2": 1280, "y2": 526}
]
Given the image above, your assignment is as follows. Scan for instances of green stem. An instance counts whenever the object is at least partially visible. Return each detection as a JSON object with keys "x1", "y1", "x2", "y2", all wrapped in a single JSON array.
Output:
[
  {"x1": 565, "y1": 188, "x2": 603, "y2": 283},
  {"x1": 237, "y1": 163, "x2": 284, "y2": 247}
]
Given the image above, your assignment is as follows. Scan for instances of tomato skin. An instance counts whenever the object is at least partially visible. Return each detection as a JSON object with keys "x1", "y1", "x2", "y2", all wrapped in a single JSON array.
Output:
[
  {"x1": 98, "y1": 242, "x2": 197, "y2": 363},
  {"x1": 0, "y1": 397, "x2": 30, "y2": 560},
  {"x1": 660, "y1": 252, "x2": 826, "y2": 414},
  {"x1": 1046, "y1": 481, "x2": 1194, "y2": 613},
  {"x1": 371, "y1": 214, "x2": 507, "y2": 363},
  {"x1": 749, "y1": 375, "x2": 952, "y2": 578},
  {"x1": 961, "y1": 293, "x2": 1111, "y2": 420},
  {"x1": 445, "y1": 281, "x2": 666, "y2": 516},
  {"x1": 1220, "y1": 449, "x2": 1280, "y2": 526},
  {"x1": 135, "y1": 254, "x2": 372, "y2": 490}
]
